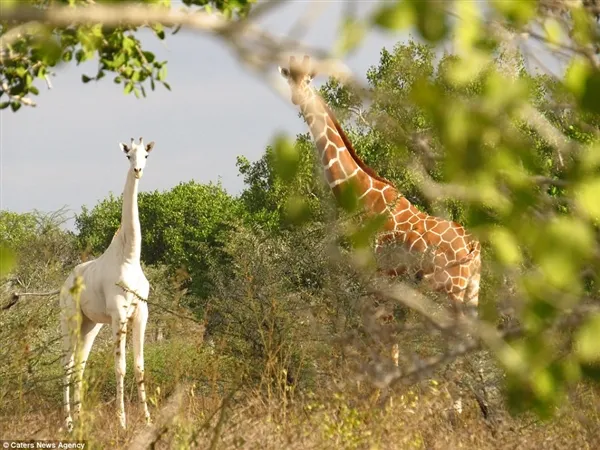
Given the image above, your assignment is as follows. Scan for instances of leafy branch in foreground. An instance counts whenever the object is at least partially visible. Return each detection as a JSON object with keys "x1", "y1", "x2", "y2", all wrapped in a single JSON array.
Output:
[{"x1": 0, "y1": 0, "x2": 256, "y2": 111}]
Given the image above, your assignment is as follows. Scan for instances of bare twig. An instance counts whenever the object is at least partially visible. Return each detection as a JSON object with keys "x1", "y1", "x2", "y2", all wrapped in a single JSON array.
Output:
[
  {"x1": 3, "y1": 289, "x2": 60, "y2": 310},
  {"x1": 370, "y1": 280, "x2": 600, "y2": 389}
]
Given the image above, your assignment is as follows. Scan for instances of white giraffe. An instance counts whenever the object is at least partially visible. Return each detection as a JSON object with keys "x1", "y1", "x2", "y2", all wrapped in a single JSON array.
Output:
[{"x1": 60, "y1": 137, "x2": 155, "y2": 431}]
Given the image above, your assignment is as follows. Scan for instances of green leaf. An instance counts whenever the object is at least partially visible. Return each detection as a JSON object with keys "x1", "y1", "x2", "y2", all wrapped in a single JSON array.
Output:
[
  {"x1": 75, "y1": 49, "x2": 86, "y2": 63},
  {"x1": 157, "y1": 65, "x2": 167, "y2": 82},
  {"x1": 531, "y1": 369, "x2": 555, "y2": 401},
  {"x1": 372, "y1": 2, "x2": 414, "y2": 30},
  {"x1": 543, "y1": 17, "x2": 563, "y2": 46},
  {"x1": 122, "y1": 36, "x2": 135, "y2": 52},
  {"x1": 575, "y1": 314, "x2": 600, "y2": 363},
  {"x1": 113, "y1": 53, "x2": 126, "y2": 69},
  {"x1": 143, "y1": 51, "x2": 156, "y2": 63},
  {"x1": 10, "y1": 102, "x2": 21, "y2": 112},
  {"x1": 272, "y1": 134, "x2": 299, "y2": 183},
  {"x1": 284, "y1": 195, "x2": 311, "y2": 225},
  {"x1": 410, "y1": 0, "x2": 449, "y2": 43},
  {"x1": 82, "y1": 74, "x2": 92, "y2": 83},
  {"x1": 0, "y1": 102, "x2": 10, "y2": 110},
  {"x1": 490, "y1": 0, "x2": 536, "y2": 27},
  {"x1": 349, "y1": 213, "x2": 387, "y2": 249},
  {"x1": 581, "y1": 71, "x2": 600, "y2": 115},
  {"x1": 565, "y1": 58, "x2": 590, "y2": 99},
  {"x1": 124, "y1": 82, "x2": 133, "y2": 95},
  {"x1": 574, "y1": 178, "x2": 600, "y2": 220},
  {"x1": 335, "y1": 17, "x2": 366, "y2": 55},
  {"x1": 571, "y1": 6, "x2": 593, "y2": 46},
  {"x1": 153, "y1": 23, "x2": 166, "y2": 40},
  {"x1": 337, "y1": 180, "x2": 360, "y2": 213},
  {"x1": 488, "y1": 227, "x2": 522, "y2": 266},
  {"x1": 454, "y1": 0, "x2": 481, "y2": 52}
]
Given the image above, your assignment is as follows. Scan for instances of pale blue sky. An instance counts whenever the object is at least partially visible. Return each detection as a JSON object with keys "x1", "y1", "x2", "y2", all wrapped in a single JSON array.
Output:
[{"x1": 0, "y1": 1, "x2": 561, "y2": 230}]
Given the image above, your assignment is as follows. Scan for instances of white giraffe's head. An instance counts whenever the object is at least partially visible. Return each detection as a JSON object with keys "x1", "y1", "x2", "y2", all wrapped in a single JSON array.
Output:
[
  {"x1": 278, "y1": 55, "x2": 317, "y2": 106},
  {"x1": 118, "y1": 137, "x2": 155, "y2": 179}
]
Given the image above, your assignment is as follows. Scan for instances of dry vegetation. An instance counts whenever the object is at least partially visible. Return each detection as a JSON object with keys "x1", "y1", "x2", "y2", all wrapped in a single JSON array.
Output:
[{"x1": 1, "y1": 216, "x2": 599, "y2": 449}]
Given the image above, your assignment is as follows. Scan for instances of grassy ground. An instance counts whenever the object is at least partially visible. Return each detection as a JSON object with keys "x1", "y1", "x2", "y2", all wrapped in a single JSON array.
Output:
[{"x1": 2, "y1": 335, "x2": 599, "y2": 450}]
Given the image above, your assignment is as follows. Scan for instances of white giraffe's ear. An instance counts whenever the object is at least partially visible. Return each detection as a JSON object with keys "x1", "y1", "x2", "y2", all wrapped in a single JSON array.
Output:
[
  {"x1": 146, "y1": 141, "x2": 155, "y2": 153},
  {"x1": 119, "y1": 143, "x2": 130, "y2": 154},
  {"x1": 278, "y1": 66, "x2": 290, "y2": 78}
]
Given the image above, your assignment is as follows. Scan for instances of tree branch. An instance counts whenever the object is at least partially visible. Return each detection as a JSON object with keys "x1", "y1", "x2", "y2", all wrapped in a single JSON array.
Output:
[
  {"x1": 2, "y1": 289, "x2": 60, "y2": 310},
  {"x1": 0, "y1": 3, "x2": 357, "y2": 93}
]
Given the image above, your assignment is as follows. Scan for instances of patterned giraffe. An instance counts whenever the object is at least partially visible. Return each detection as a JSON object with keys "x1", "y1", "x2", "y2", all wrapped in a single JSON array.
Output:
[{"x1": 279, "y1": 56, "x2": 482, "y2": 365}]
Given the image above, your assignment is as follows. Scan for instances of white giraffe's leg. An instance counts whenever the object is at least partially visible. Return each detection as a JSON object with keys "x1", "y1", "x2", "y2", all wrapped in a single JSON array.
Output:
[
  {"x1": 72, "y1": 319, "x2": 103, "y2": 423},
  {"x1": 61, "y1": 324, "x2": 75, "y2": 433},
  {"x1": 132, "y1": 301, "x2": 151, "y2": 424},
  {"x1": 112, "y1": 313, "x2": 128, "y2": 429},
  {"x1": 60, "y1": 286, "x2": 78, "y2": 434}
]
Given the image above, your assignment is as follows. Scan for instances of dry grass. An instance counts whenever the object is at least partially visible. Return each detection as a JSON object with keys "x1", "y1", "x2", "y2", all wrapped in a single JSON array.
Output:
[
  {"x1": 2, "y1": 374, "x2": 599, "y2": 450},
  {"x1": 3, "y1": 220, "x2": 600, "y2": 449}
]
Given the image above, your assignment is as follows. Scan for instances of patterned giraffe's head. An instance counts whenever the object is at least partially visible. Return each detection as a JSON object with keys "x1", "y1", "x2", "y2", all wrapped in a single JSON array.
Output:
[
  {"x1": 118, "y1": 137, "x2": 155, "y2": 179},
  {"x1": 278, "y1": 55, "x2": 317, "y2": 106}
]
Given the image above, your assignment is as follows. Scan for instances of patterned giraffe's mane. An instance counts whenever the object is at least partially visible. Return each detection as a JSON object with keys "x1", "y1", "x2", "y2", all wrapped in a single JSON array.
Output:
[{"x1": 316, "y1": 95, "x2": 393, "y2": 187}]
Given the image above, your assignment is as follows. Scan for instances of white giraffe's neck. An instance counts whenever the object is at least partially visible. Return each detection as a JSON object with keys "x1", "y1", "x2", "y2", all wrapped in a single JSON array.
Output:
[{"x1": 109, "y1": 170, "x2": 142, "y2": 264}]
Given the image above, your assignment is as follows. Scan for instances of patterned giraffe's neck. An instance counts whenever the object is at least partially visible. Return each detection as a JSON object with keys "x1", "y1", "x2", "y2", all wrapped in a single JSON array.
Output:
[{"x1": 299, "y1": 90, "x2": 394, "y2": 204}]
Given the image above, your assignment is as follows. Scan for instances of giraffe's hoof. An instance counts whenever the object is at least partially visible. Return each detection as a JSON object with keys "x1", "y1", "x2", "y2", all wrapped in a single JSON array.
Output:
[
  {"x1": 145, "y1": 415, "x2": 152, "y2": 426},
  {"x1": 65, "y1": 417, "x2": 74, "y2": 433}
]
